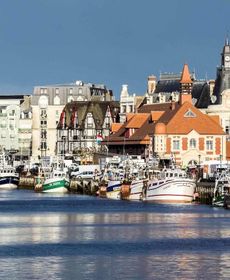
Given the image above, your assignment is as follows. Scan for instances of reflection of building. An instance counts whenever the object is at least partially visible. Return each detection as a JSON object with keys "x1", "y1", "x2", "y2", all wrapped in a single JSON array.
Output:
[
  {"x1": 31, "y1": 81, "x2": 114, "y2": 162},
  {"x1": 57, "y1": 101, "x2": 120, "y2": 157},
  {"x1": 0, "y1": 95, "x2": 32, "y2": 161}
]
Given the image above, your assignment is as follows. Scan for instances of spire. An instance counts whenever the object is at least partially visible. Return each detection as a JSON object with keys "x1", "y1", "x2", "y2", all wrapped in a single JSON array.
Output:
[
  {"x1": 180, "y1": 63, "x2": 192, "y2": 84},
  {"x1": 225, "y1": 32, "x2": 229, "y2": 46}
]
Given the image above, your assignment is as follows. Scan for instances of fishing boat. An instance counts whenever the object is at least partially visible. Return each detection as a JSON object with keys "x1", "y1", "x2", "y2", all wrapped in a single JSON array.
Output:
[
  {"x1": 106, "y1": 180, "x2": 122, "y2": 199},
  {"x1": 120, "y1": 178, "x2": 147, "y2": 201},
  {"x1": 0, "y1": 166, "x2": 19, "y2": 190},
  {"x1": 143, "y1": 168, "x2": 196, "y2": 203},
  {"x1": 0, "y1": 152, "x2": 19, "y2": 190},
  {"x1": 42, "y1": 169, "x2": 70, "y2": 193},
  {"x1": 212, "y1": 171, "x2": 230, "y2": 207}
]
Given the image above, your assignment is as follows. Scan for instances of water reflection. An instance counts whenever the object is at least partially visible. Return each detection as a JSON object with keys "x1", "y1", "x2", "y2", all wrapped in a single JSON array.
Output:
[{"x1": 1, "y1": 191, "x2": 230, "y2": 279}]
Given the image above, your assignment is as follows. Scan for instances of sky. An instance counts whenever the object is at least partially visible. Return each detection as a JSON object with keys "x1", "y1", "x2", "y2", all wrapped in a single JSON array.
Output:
[{"x1": 0, "y1": 0, "x2": 229, "y2": 99}]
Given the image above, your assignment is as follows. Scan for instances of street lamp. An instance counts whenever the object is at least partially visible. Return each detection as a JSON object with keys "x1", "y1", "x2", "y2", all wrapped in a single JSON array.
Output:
[{"x1": 197, "y1": 154, "x2": 201, "y2": 179}]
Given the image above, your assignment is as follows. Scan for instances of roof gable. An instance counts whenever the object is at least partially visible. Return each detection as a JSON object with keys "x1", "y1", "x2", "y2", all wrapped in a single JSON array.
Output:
[{"x1": 166, "y1": 102, "x2": 225, "y2": 135}]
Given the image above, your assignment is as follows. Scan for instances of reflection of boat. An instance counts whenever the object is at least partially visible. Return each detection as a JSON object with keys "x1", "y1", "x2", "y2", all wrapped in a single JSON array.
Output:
[
  {"x1": 120, "y1": 179, "x2": 147, "y2": 201},
  {"x1": 144, "y1": 168, "x2": 196, "y2": 203},
  {"x1": 0, "y1": 166, "x2": 19, "y2": 190},
  {"x1": 42, "y1": 169, "x2": 70, "y2": 193},
  {"x1": 212, "y1": 171, "x2": 230, "y2": 207}
]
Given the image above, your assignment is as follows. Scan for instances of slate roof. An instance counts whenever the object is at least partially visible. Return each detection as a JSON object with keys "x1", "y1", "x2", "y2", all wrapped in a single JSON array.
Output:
[
  {"x1": 153, "y1": 79, "x2": 210, "y2": 108},
  {"x1": 57, "y1": 100, "x2": 120, "y2": 129}
]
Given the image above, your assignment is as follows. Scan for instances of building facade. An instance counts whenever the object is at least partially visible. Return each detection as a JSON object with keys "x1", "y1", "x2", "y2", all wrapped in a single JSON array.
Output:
[
  {"x1": 56, "y1": 101, "x2": 120, "y2": 162},
  {"x1": 31, "y1": 81, "x2": 114, "y2": 163},
  {"x1": 119, "y1": 85, "x2": 146, "y2": 123},
  {"x1": 206, "y1": 38, "x2": 230, "y2": 135},
  {"x1": 0, "y1": 95, "x2": 32, "y2": 162},
  {"x1": 105, "y1": 65, "x2": 226, "y2": 167}
]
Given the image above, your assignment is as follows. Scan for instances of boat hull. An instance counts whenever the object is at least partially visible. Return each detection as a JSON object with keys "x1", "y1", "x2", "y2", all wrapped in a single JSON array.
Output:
[
  {"x1": 42, "y1": 178, "x2": 70, "y2": 193},
  {"x1": 121, "y1": 179, "x2": 145, "y2": 201},
  {"x1": 106, "y1": 180, "x2": 121, "y2": 200},
  {"x1": 0, "y1": 176, "x2": 19, "y2": 190},
  {"x1": 144, "y1": 178, "x2": 196, "y2": 203}
]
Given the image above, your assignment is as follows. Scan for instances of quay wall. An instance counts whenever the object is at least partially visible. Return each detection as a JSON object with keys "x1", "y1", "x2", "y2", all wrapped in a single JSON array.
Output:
[{"x1": 18, "y1": 176, "x2": 215, "y2": 204}]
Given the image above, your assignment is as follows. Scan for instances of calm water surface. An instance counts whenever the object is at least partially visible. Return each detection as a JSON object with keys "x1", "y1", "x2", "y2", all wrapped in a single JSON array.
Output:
[{"x1": 0, "y1": 190, "x2": 230, "y2": 280}]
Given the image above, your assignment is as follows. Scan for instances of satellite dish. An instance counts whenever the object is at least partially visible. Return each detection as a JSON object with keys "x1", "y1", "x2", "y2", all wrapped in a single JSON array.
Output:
[{"x1": 211, "y1": 95, "x2": 217, "y2": 103}]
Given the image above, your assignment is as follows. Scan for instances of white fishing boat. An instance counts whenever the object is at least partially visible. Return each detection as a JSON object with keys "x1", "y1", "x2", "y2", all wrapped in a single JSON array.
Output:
[
  {"x1": 143, "y1": 168, "x2": 196, "y2": 203},
  {"x1": 212, "y1": 171, "x2": 230, "y2": 207},
  {"x1": 41, "y1": 169, "x2": 70, "y2": 193},
  {"x1": 120, "y1": 179, "x2": 147, "y2": 201},
  {"x1": 106, "y1": 180, "x2": 122, "y2": 200},
  {"x1": 0, "y1": 166, "x2": 19, "y2": 190},
  {"x1": 0, "y1": 152, "x2": 19, "y2": 190}
]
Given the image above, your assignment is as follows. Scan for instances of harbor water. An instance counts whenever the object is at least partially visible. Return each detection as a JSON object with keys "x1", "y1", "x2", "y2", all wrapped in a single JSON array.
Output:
[{"x1": 1, "y1": 190, "x2": 230, "y2": 280}]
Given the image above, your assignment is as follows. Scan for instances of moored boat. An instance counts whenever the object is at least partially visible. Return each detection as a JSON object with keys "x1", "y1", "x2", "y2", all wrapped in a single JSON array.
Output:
[
  {"x1": 143, "y1": 168, "x2": 196, "y2": 203},
  {"x1": 212, "y1": 171, "x2": 230, "y2": 207},
  {"x1": 0, "y1": 166, "x2": 19, "y2": 190},
  {"x1": 120, "y1": 179, "x2": 147, "y2": 200},
  {"x1": 106, "y1": 180, "x2": 121, "y2": 200},
  {"x1": 42, "y1": 169, "x2": 70, "y2": 193}
]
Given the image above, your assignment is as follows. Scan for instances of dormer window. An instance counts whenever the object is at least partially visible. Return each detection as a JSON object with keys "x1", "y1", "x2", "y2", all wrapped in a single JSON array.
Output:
[{"x1": 184, "y1": 109, "x2": 196, "y2": 118}]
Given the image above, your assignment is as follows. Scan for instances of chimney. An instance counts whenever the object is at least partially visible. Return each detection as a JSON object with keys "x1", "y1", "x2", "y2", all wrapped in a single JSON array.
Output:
[
  {"x1": 147, "y1": 75, "x2": 157, "y2": 94},
  {"x1": 180, "y1": 94, "x2": 192, "y2": 105},
  {"x1": 170, "y1": 101, "x2": 176, "y2": 110}
]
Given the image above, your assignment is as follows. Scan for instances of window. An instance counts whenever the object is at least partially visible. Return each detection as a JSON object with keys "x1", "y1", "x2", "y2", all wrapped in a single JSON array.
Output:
[
  {"x1": 190, "y1": 138, "x2": 196, "y2": 149},
  {"x1": 184, "y1": 109, "x2": 196, "y2": 118},
  {"x1": 173, "y1": 140, "x2": 180, "y2": 150},
  {"x1": 55, "y1": 88, "x2": 59, "y2": 94},
  {"x1": 206, "y1": 140, "x2": 213, "y2": 151},
  {"x1": 69, "y1": 88, "x2": 73, "y2": 94},
  {"x1": 41, "y1": 120, "x2": 47, "y2": 126},
  {"x1": 78, "y1": 88, "x2": 83, "y2": 94}
]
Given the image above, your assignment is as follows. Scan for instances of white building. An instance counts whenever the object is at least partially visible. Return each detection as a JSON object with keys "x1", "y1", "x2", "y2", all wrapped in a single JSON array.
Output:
[
  {"x1": 119, "y1": 85, "x2": 145, "y2": 123},
  {"x1": 0, "y1": 95, "x2": 32, "y2": 162},
  {"x1": 31, "y1": 81, "x2": 114, "y2": 163}
]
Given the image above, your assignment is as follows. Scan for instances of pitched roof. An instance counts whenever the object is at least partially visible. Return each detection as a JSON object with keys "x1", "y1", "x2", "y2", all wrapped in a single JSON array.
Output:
[
  {"x1": 126, "y1": 113, "x2": 149, "y2": 128},
  {"x1": 111, "y1": 123, "x2": 123, "y2": 133},
  {"x1": 180, "y1": 64, "x2": 192, "y2": 84},
  {"x1": 151, "y1": 111, "x2": 165, "y2": 121},
  {"x1": 166, "y1": 102, "x2": 225, "y2": 135},
  {"x1": 57, "y1": 100, "x2": 120, "y2": 129}
]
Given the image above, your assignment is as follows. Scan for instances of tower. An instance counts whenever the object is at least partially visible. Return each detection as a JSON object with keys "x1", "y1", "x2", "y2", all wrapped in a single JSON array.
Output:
[
  {"x1": 180, "y1": 63, "x2": 193, "y2": 94},
  {"x1": 179, "y1": 64, "x2": 193, "y2": 105},
  {"x1": 213, "y1": 37, "x2": 230, "y2": 104}
]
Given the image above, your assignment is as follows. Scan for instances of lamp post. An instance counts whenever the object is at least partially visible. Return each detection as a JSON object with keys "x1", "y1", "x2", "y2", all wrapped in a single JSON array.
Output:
[
  {"x1": 198, "y1": 154, "x2": 201, "y2": 166},
  {"x1": 198, "y1": 154, "x2": 201, "y2": 179}
]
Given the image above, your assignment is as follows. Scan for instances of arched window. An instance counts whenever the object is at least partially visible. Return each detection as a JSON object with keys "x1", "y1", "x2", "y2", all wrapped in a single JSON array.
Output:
[{"x1": 190, "y1": 138, "x2": 196, "y2": 149}]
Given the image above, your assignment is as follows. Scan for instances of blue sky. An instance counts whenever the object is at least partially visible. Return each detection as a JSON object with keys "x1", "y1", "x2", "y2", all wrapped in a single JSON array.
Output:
[{"x1": 0, "y1": 0, "x2": 229, "y2": 99}]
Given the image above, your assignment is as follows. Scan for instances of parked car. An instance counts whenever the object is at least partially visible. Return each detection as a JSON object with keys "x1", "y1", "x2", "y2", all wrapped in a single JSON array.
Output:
[{"x1": 71, "y1": 170, "x2": 95, "y2": 180}]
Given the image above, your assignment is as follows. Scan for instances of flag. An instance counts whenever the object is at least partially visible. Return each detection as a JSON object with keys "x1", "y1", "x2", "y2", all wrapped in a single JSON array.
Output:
[{"x1": 96, "y1": 134, "x2": 103, "y2": 144}]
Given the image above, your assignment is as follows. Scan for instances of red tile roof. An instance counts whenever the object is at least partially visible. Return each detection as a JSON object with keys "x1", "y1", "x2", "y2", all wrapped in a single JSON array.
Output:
[{"x1": 180, "y1": 63, "x2": 192, "y2": 84}]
